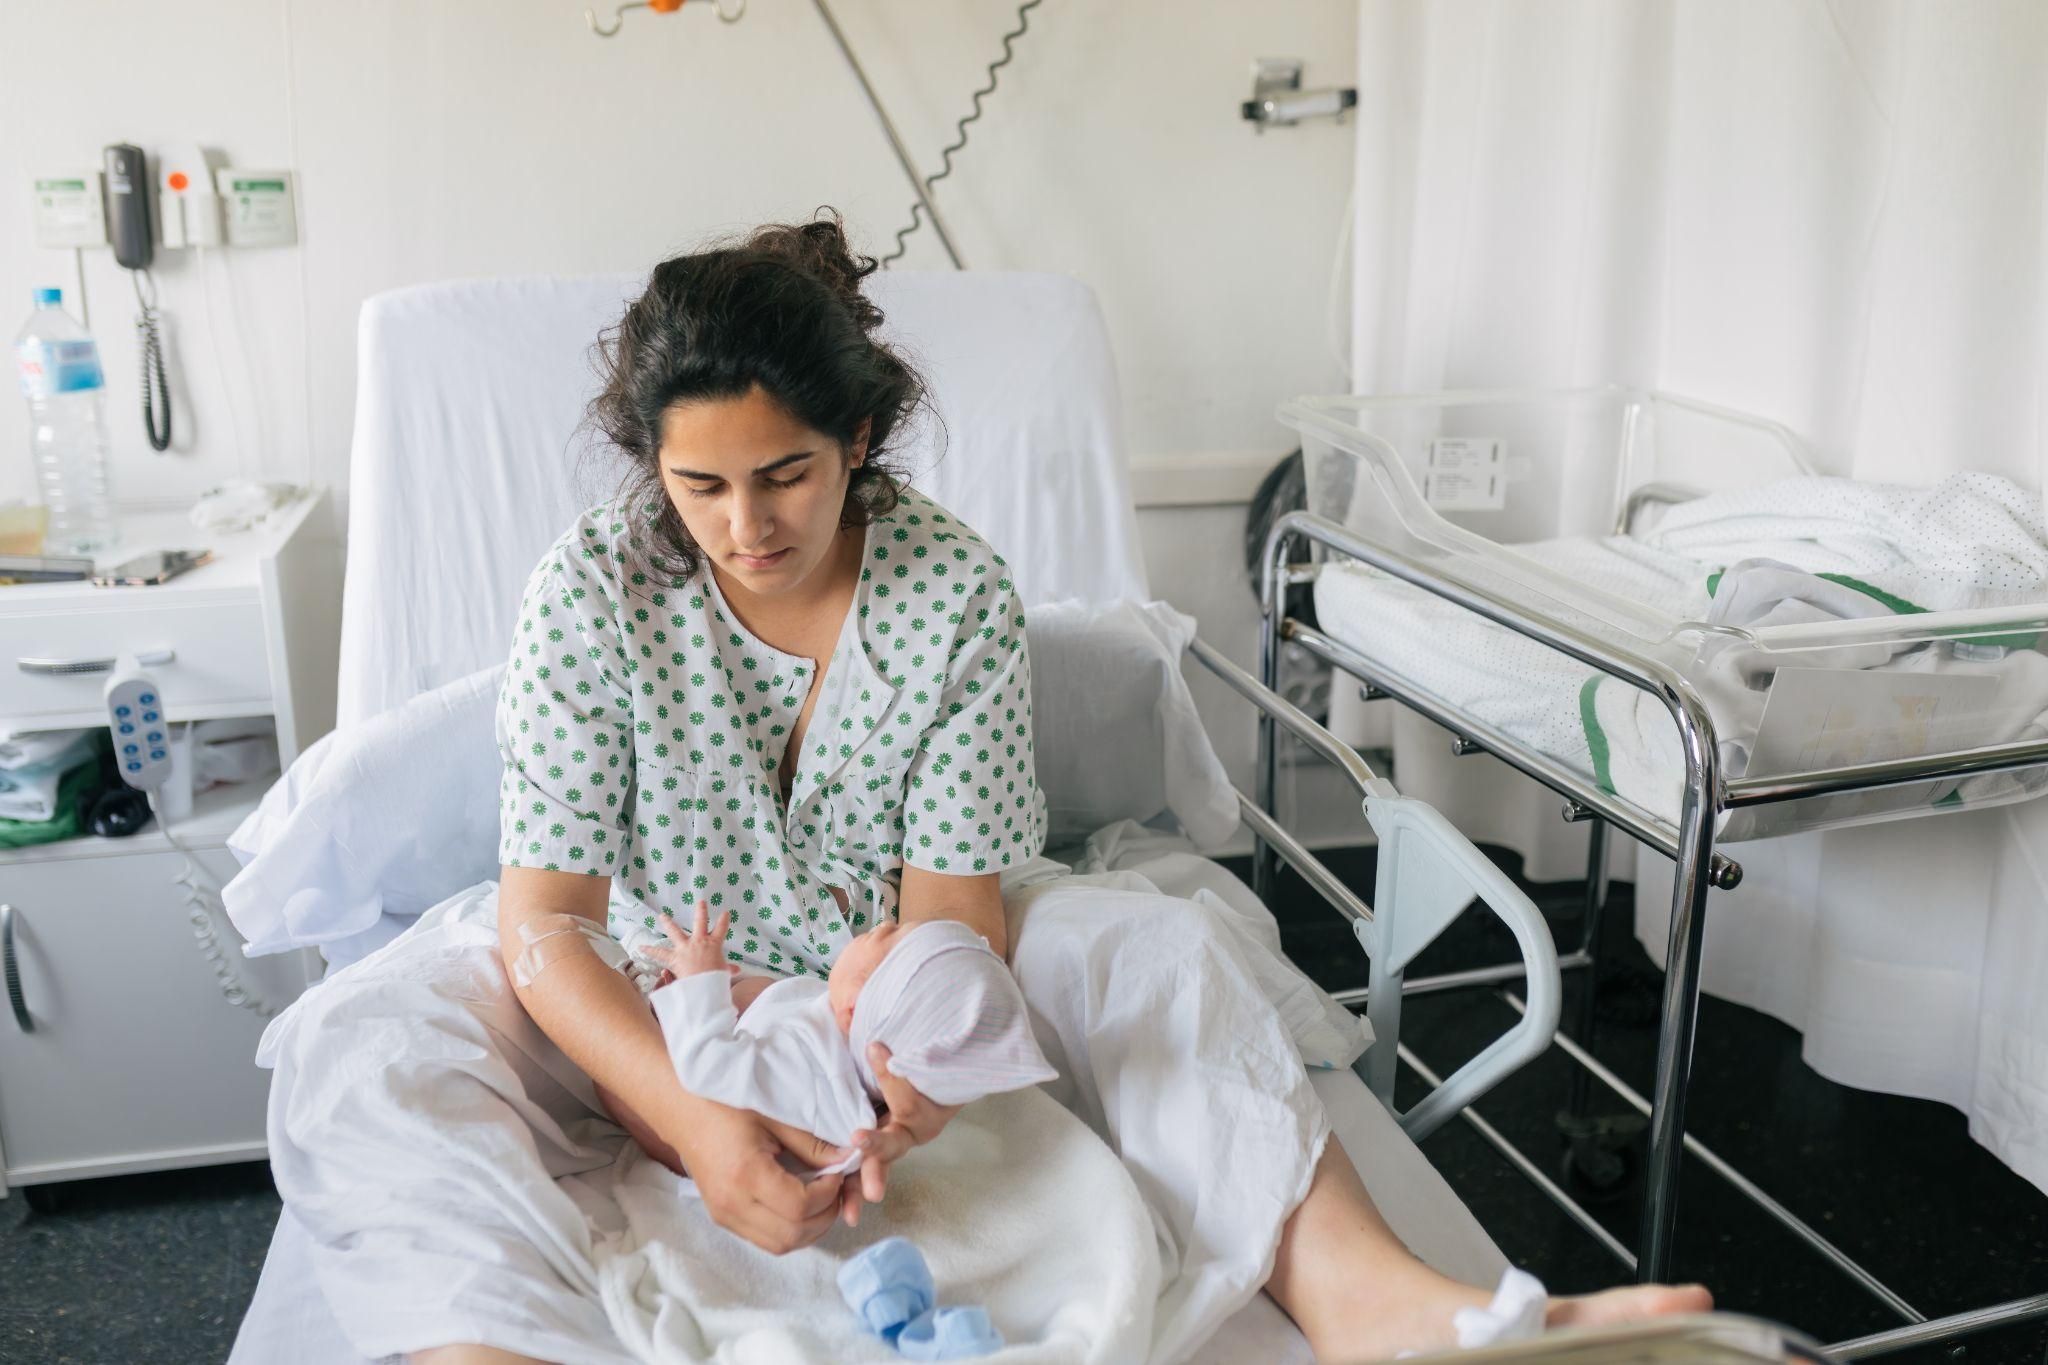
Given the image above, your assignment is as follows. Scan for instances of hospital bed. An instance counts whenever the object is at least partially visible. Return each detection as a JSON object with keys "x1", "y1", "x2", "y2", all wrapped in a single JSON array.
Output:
[
  {"x1": 1258, "y1": 389, "x2": 2048, "y2": 1356},
  {"x1": 225, "y1": 273, "x2": 1571, "y2": 1363}
]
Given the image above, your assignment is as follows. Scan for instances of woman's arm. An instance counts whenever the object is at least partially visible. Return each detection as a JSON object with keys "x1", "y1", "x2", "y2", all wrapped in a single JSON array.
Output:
[
  {"x1": 497, "y1": 866, "x2": 678, "y2": 1105},
  {"x1": 497, "y1": 866, "x2": 850, "y2": 1251},
  {"x1": 896, "y1": 864, "x2": 1007, "y2": 959}
]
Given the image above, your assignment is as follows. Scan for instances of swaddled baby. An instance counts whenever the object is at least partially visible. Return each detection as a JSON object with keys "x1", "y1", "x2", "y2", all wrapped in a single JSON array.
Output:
[{"x1": 640, "y1": 901, "x2": 1057, "y2": 1177}]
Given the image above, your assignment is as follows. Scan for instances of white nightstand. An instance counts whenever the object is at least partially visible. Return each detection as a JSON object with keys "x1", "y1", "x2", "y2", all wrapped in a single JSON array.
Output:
[{"x1": 0, "y1": 492, "x2": 342, "y2": 1206}]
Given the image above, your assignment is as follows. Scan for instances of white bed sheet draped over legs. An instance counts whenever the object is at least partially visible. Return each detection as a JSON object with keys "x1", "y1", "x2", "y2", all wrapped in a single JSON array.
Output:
[{"x1": 257, "y1": 852, "x2": 1423, "y2": 1364}]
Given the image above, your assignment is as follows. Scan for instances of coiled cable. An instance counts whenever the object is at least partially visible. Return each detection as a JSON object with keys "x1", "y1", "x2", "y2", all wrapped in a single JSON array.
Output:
[
  {"x1": 147, "y1": 790, "x2": 278, "y2": 1017},
  {"x1": 880, "y1": 0, "x2": 1042, "y2": 267},
  {"x1": 133, "y1": 268, "x2": 172, "y2": 452}
]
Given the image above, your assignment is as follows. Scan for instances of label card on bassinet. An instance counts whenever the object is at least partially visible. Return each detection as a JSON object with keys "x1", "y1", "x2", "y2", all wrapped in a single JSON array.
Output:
[
  {"x1": 1425, "y1": 437, "x2": 1507, "y2": 510},
  {"x1": 1748, "y1": 666, "x2": 2001, "y2": 776}
]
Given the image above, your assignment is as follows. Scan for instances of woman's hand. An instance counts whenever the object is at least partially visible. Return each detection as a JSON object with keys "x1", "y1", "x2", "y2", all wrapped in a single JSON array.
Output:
[
  {"x1": 844, "y1": 1042, "x2": 964, "y2": 1213},
  {"x1": 668, "y1": 1094, "x2": 854, "y2": 1255}
]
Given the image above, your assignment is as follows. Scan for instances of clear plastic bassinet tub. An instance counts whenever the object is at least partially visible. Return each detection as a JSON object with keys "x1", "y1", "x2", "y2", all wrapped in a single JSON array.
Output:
[{"x1": 1280, "y1": 388, "x2": 2048, "y2": 842}]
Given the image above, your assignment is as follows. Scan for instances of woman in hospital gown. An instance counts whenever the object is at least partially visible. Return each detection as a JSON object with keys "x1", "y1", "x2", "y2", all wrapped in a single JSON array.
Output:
[{"x1": 283, "y1": 217, "x2": 1710, "y2": 1364}]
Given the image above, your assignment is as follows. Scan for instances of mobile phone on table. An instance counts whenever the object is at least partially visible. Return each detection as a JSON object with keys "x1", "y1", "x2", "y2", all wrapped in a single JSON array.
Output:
[{"x1": 91, "y1": 548, "x2": 212, "y2": 587}]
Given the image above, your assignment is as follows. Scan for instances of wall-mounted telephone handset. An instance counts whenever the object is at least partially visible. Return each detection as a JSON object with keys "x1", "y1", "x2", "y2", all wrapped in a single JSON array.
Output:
[{"x1": 102, "y1": 143, "x2": 173, "y2": 452}]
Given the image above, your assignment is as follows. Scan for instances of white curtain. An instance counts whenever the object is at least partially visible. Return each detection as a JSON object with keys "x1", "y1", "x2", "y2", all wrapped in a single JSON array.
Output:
[{"x1": 1344, "y1": 0, "x2": 2048, "y2": 1191}]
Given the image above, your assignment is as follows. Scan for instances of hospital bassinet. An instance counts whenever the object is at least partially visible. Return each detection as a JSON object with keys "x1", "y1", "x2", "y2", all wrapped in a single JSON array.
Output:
[
  {"x1": 1255, "y1": 386, "x2": 2048, "y2": 1352},
  {"x1": 1290, "y1": 388, "x2": 2048, "y2": 845}
]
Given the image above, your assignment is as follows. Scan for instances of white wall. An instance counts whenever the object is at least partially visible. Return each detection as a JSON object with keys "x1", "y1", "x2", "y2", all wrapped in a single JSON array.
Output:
[
  {"x1": 2, "y1": 0, "x2": 1364, "y2": 839},
  {"x1": 2, "y1": 0, "x2": 1356, "y2": 508}
]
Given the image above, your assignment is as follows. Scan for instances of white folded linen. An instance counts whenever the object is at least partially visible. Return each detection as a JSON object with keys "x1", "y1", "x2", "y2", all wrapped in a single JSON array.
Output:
[
  {"x1": 0, "y1": 733, "x2": 92, "y2": 822},
  {"x1": 0, "y1": 727, "x2": 92, "y2": 769}
]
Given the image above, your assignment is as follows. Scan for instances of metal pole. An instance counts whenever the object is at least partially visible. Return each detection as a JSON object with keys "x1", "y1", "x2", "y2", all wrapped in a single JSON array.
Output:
[
  {"x1": 1326, "y1": 949, "x2": 1593, "y2": 1006},
  {"x1": 809, "y1": 0, "x2": 966, "y2": 270},
  {"x1": 1829, "y1": 1294, "x2": 2048, "y2": 1359},
  {"x1": 1284, "y1": 620, "x2": 1745, "y2": 891},
  {"x1": 1232, "y1": 795, "x2": 1373, "y2": 928},
  {"x1": 1398, "y1": 1043, "x2": 1638, "y2": 1271},
  {"x1": 1507, "y1": 992, "x2": 1927, "y2": 1325},
  {"x1": 1722, "y1": 735, "x2": 2048, "y2": 806},
  {"x1": 1635, "y1": 693, "x2": 1719, "y2": 1283},
  {"x1": 1567, "y1": 818, "x2": 1610, "y2": 1117},
  {"x1": 1251, "y1": 523, "x2": 1292, "y2": 905}
]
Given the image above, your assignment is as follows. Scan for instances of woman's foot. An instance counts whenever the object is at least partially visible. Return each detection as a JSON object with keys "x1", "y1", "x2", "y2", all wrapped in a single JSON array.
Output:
[
  {"x1": 1297, "y1": 1265, "x2": 1711, "y2": 1362},
  {"x1": 1546, "y1": 1282, "x2": 1714, "y2": 1330}
]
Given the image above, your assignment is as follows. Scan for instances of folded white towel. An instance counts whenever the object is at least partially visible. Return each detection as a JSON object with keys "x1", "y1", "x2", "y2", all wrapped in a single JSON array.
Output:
[
  {"x1": 0, "y1": 734, "x2": 93, "y2": 822},
  {"x1": 0, "y1": 727, "x2": 92, "y2": 770}
]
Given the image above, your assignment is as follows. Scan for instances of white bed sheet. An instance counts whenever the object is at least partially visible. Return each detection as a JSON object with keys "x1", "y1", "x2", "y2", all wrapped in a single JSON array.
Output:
[
  {"x1": 336, "y1": 271, "x2": 1148, "y2": 728},
  {"x1": 230, "y1": 1074, "x2": 1504, "y2": 1365},
  {"x1": 230, "y1": 846, "x2": 1507, "y2": 1365}
]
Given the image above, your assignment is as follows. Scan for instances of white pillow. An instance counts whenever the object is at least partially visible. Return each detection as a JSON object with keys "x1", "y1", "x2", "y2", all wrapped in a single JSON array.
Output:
[
  {"x1": 225, "y1": 600, "x2": 1240, "y2": 959},
  {"x1": 1025, "y1": 599, "x2": 1240, "y2": 851},
  {"x1": 223, "y1": 666, "x2": 506, "y2": 959}
]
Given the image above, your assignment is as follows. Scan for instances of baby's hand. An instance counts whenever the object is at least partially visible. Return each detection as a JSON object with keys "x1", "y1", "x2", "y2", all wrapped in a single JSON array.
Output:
[{"x1": 643, "y1": 901, "x2": 740, "y2": 981}]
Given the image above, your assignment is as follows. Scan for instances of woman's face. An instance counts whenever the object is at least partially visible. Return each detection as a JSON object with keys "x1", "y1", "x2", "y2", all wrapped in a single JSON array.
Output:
[{"x1": 658, "y1": 384, "x2": 868, "y2": 597}]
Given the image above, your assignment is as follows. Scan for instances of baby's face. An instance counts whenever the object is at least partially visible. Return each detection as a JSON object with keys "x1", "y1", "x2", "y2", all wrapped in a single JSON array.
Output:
[{"x1": 828, "y1": 919, "x2": 903, "y2": 1036}]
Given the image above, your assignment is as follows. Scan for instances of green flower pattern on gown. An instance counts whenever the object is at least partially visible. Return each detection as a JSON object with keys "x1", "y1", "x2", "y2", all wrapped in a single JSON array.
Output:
[{"x1": 495, "y1": 486, "x2": 1046, "y2": 978}]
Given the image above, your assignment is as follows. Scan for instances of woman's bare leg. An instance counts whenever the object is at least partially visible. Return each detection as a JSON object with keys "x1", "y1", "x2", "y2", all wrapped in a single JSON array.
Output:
[
  {"x1": 1265, "y1": 1139, "x2": 1711, "y2": 1362},
  {"x1": 412, "y1": 1348, "x2": 548, "y2": 1365}
]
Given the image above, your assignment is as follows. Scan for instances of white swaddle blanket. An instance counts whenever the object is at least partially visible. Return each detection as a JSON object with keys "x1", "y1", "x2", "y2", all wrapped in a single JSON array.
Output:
[
  {"x1": 597, "y1": 1087, "x2": 1159, "y2": 1364},
  {"x1": 650, "y1": 922, "x2": 1057, "y2": 1181}
]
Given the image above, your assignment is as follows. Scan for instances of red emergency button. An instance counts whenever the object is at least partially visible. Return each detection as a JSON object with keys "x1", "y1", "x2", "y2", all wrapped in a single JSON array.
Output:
[{"x1": 168, "y1": 171, "x2": 189, "y2": 192}]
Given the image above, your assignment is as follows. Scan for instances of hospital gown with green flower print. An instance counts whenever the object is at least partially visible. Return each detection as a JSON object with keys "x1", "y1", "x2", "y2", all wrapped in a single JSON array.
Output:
[{"x1": 494, "y1": 485, "x2": 1047, "y2": 978}]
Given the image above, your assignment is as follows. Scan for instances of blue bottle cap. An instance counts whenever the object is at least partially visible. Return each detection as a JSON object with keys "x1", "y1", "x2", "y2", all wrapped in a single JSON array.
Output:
[{"x1": 33, "y1": 288, "x2": 62, "y2": 306}]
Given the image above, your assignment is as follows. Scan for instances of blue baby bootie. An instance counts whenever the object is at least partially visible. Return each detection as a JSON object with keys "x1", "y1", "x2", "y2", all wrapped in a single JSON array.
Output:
[
  {"x1": 837, "y1": 1237, "x2": 936, "y2": 1345},
  {"x1": 897, "y1": 1305, "x2": 1005, "y2": 1360}
]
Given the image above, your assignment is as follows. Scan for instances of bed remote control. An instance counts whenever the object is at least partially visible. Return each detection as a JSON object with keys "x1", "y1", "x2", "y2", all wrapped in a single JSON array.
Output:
[{"x1": 104, "y1": 659, "x2": 172, "y2": 790}]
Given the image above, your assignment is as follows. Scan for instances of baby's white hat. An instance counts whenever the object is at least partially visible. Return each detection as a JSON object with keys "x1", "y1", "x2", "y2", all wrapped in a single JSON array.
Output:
[{"x1": 849, "y1": 920, "x2": 1058, "y2": 1106}]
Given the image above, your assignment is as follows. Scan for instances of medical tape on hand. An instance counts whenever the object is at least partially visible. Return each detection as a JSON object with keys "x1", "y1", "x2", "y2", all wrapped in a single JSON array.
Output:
[{"x1": 511, "y1": 913, "x2": 616, "y2": 988}]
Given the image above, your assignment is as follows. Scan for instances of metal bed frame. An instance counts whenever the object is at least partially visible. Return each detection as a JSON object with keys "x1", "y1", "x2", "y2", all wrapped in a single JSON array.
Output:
[
  {"x1": 1248, "y1": 508, "x2": 2048, "y2": 1358},
  {"x1": 1182, "y1": 635, "x2": 1565, "y2": 1144}
]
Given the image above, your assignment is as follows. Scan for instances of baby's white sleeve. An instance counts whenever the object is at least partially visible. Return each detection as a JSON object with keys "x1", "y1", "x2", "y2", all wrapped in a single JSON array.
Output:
[
  {"x1": 649, "y1": 976, "x2": 865, "y2": 1144},
  {"x1": 650, "y1": 973, "x2": 749, "y2": 1103}
]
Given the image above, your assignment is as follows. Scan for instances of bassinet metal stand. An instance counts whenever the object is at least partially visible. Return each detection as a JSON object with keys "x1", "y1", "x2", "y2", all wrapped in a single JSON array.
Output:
[{"x1": 1252, "y1": 509, "x2": 2048, "y2": 1357}]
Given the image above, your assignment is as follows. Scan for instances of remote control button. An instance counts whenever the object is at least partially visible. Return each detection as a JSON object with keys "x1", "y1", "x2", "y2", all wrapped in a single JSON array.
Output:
[
  {"x1": 116, "y1": 705, "x2": 131, "y2": 718},
  {"x1": 140, "y1": 693, "x2": 155, "y2": 705},
  {"x1": 150, "y1": 749, "x2": 166, "y2": 761},
  {"x1": 142, "y1": 711, "x2": 159, "y2": 723},
  {"x1": 118, "y1": 723, "x2": 135, "y2": 735},
  {"x1": 123, "y1": 744, "x2": 138, "y2": 755},
  {"x1": 146, "y1": 731, "x2": 163, "y2": 743},
  {"x1": 126, "y1": 762, "x2": 141, "y2": 772}
]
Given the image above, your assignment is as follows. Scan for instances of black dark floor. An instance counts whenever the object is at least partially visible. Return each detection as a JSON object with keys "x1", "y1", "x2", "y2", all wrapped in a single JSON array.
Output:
[
  {"x1": 4, "y1": 851, "x2": 2046, "y2": 1363},
  {"x1": 1223, "y1": 846, "x2": 2048, "y2": 1365}
]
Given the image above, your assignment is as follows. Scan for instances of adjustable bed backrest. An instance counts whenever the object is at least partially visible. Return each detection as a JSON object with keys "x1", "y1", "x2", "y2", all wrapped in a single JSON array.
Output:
[{"x1": 335, "y1": 270, "x2": 1150, "y2": 726}]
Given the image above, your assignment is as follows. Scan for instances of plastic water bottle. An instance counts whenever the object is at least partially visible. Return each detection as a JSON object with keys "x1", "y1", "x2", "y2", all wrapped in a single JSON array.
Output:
[{"x1": 14, "y1": 288, "x2": 116, "y2": 555}]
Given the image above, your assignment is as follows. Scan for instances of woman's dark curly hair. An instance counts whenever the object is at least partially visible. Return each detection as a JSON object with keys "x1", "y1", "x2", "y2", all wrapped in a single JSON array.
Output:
[{"x1": 589, "y1": 213, "x2": 927, "y2": 580}]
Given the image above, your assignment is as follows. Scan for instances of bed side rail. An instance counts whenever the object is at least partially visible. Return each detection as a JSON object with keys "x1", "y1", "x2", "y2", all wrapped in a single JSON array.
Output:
[{"x1": 1184, "y1": 636, "x2": 1561, "y2": 1140}]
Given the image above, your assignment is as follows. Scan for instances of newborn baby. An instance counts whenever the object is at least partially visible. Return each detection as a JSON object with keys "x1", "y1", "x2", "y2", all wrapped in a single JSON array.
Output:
[{"x1": 641, "y1": 901, "x2": 1057, "y2": 1178}]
